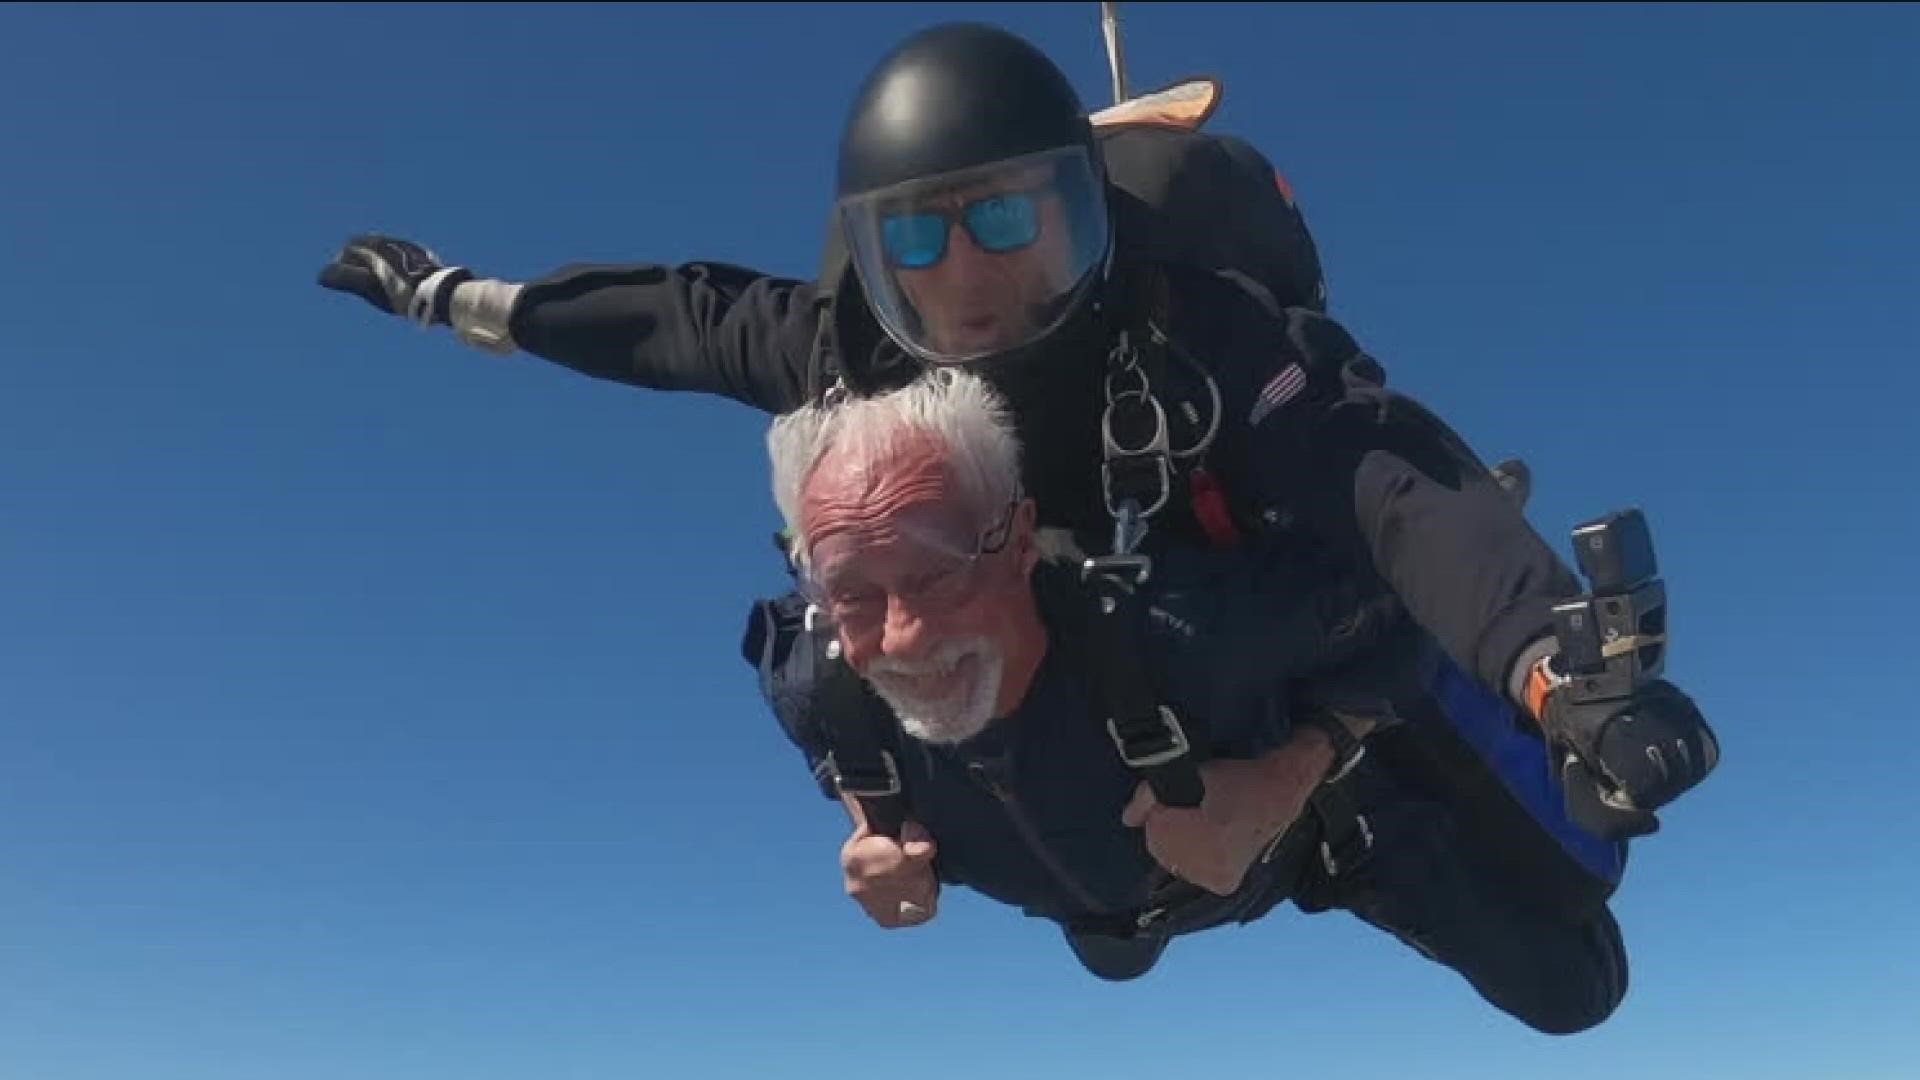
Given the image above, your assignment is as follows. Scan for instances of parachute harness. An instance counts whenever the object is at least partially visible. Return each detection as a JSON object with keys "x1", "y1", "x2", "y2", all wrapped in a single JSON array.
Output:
[
  {"x1": 1092, "y1": 307, "x2": 1225, "y2": 570},
  {"x1": 1075, "y1": 302, "x2": 1227, "y2": 821}
]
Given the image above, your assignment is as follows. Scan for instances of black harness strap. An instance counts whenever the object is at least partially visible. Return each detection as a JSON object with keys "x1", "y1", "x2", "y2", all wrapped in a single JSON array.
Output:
[
  {"x1": 1304, "y1": 768, "x2": 1377, "y2": 879},
  {"x1": 804, "y1": 609, "x2": 909, "y2": 840},
  {"x1": 1266, "y1": 712, "x2": 1378, "y2": 882},
  {"x1": 1074, "y1": 263, "x2": 1212, "y2": 811},
  {"x1": 1080, "y1": 562, "x2": 1206, "y2": 809}
]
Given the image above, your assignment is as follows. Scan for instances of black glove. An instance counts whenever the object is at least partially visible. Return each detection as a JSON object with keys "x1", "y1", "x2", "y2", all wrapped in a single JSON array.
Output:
[
  {"x1": 1558, "y1": 753, "x2": 1661, "y2": 840},
  {"x1": 317, "y1": 234, "x2": 472, "y2": 325},
  {"x1": 1545, "y1": 677, "x2": 1720, "y2": 839}
]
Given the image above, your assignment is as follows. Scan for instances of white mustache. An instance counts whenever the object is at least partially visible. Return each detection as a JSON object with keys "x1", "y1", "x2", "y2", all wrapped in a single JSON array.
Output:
[
  {"x1": 868, "y1": 638, "x2": 985, "y2": 682},
  {"x1": 866, "y1": 636, "x2": 1005, "y2": 747}
]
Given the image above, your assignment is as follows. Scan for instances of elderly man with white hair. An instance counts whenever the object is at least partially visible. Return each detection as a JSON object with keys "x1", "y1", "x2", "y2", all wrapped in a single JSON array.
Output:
[{"x1": 742, "y1": 366, "x2": 1631, "y2": 1034}]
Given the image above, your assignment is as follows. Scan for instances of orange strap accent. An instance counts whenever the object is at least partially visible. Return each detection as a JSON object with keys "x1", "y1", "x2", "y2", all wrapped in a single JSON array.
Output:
[{"x1": 1524, "y1": 656, "x2": 1561, "y2": 725}]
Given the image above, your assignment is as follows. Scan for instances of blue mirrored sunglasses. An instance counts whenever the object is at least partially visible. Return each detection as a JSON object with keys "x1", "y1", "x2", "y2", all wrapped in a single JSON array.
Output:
[{"x1": 881, "y1": 192, "x2": 1041, "y2": 270}]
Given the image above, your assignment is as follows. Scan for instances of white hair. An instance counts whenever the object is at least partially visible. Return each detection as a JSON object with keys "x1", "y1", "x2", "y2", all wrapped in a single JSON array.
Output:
[{"x1": 767, "y1": 367, "x2": 1024, "y2": 567}]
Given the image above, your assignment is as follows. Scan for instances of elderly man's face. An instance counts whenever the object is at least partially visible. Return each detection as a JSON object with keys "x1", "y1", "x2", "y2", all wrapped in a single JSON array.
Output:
[{"x1": 799, "y1": 432, "x2": 1045, "y2": 744}]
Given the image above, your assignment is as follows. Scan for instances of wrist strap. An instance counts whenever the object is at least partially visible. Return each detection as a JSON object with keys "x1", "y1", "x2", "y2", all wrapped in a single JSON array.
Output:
[
  {"x1": 1300, "y1": 711, "x2": 1366, "y2": 786},
  {"x1": 408, "y1": 266, "x2": 474, "y2": 328}
]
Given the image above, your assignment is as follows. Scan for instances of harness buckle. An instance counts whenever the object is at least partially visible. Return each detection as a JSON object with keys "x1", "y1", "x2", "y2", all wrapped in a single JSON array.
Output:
[
  {"x1": 1320, "y1": 813, "x2": 1375, "y2": 878},
  {"x1": 1101, "y1": 457, "x2": 1172, "y2": 524},
  {"x1": 1101, "y1": 383, "x2": 1174, "y2": 525},
  {"x1": 1082, "y1": 552, "x2": 1153, "y2": 588},
  {"x1": 1107, "y1": 705, "x2": 1193, "y2": 770},
  {"x1": 828, "y1": 749, "x2": 901, "y2": 798}
]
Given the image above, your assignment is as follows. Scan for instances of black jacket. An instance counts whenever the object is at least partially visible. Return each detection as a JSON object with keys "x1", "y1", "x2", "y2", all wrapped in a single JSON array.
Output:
[
  {"x1": 498, "y1": 239, "x2": 1583, "y2": 700},
  {"x1": 749, "y1": 547, "x2": 1388, "y2": 931}
]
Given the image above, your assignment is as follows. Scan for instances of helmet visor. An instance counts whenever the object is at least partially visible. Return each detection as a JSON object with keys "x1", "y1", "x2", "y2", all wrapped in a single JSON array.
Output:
[{"x1": 839, "y1": 145, "x2": 1110, "y2": 366}]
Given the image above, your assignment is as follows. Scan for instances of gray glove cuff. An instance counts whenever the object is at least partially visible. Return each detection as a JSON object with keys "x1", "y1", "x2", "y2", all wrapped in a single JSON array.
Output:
[{"x1": 446, "y1": 277, "x2": 524, "y2": 355}]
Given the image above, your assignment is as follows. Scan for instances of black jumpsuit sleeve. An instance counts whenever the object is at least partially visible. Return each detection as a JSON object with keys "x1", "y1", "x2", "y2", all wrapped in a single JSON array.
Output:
[
  {"x1": 1213, "y1": 298, "x2": 1585, "y2": 701},
  {"x1": 505, "y1": 260, "x2": 823, "y2": 416}
]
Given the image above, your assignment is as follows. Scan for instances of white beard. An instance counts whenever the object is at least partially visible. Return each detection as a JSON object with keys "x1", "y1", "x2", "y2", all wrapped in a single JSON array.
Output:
[{"x1": 866, "y1": 635, "x2": 1005, "y2": 746}]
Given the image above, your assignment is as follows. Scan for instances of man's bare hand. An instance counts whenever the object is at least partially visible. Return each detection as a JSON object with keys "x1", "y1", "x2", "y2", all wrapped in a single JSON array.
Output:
[
  {"x1": 1121, "y1": 729, "x2": 1334, "y2": 895},
  {"x1": 840, "y1": 819, "x2": 941, "y2": 928}
]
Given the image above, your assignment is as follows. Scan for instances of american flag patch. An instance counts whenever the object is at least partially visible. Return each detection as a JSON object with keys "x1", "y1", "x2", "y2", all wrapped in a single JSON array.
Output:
[{"x1": 1249, "y1": 363, "x2": 1306, "y2": 426}]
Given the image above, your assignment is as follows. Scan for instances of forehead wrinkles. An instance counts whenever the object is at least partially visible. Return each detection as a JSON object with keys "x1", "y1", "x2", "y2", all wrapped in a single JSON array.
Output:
[{"x1": 801, "y1": 431, "x2": 978, "y2": 554}]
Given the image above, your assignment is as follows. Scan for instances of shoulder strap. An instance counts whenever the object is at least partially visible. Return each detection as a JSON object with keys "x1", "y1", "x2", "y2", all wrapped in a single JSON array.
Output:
[
  {"x1": 1081, "y1": 565, "x2": 1207, "y2": 808},
  {"x1": 1036, "y1": 541, "x2": 1210, "y2": 811},
  {"x1": 802, "y1": 608, "x2": 910, "y2": 839}
]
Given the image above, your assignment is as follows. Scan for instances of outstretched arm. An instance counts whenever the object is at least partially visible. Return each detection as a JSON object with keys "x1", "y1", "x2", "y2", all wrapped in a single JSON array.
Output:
[
  {"x1": 501, "y1": 260, "x2": 821, "y2": 414},
  {"x1": 318, "y1": 234, "x2": 822, "y2": 416}
]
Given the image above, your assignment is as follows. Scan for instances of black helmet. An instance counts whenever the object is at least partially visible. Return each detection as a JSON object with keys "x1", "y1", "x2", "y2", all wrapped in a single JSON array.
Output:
[{"x1": 835, "y1": 22, "x2": 1113, "y2": 367}]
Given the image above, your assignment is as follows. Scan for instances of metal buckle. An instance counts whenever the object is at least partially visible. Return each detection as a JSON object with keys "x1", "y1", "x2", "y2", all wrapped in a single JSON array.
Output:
[
  {"x1": 1101, "y1": 458, "x2": 1172, "y2": 523},
  {"x1": 1107, "y1": 706, "x2": 1192, "y2": 770},
  {"x1": 804, "y1": 604, "x2": 844, "y2": 660},
  {"x1": 1102, "y1": 388, "x2": 1169, "y2": 456},
  {"x1": 1319, "y1": 813, "x2": 1374, "y2": 878},
  {"x1": 1082, "y1": 552, "x2": 1153, "y2": 589},
  {"x1": 829, "y1": 750, "x2": 901, "y2": 798},
  {"x1": 1310, "y1": 713, "x2": 1368, "y2": 787},
  {"x1": 1100, "y1": 387, "x2": 1173, "y2": 523},
  {"x1": 1324, "y1": 743, "x2": 1367, "y2": 786}
]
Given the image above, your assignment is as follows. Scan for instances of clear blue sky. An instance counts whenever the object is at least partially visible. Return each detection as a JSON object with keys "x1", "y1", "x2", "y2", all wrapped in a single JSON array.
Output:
[{"x1": 3, "y1": 3, "x2": 1916, "y2": 1077}]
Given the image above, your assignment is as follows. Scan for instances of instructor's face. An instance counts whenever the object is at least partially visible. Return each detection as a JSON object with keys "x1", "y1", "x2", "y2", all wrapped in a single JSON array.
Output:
[
  {"x1": 800, "y1": 434, "x2": 1044, "y2": 744},
  {"x1": 892, "y1": 167, "x2": 1079, "y2": 356}
]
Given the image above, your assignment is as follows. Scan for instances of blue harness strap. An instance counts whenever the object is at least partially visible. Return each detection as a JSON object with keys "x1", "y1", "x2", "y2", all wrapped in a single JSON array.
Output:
[{"x1": 1423, "y1": 654, "x2": 1626, "y2": 886}]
